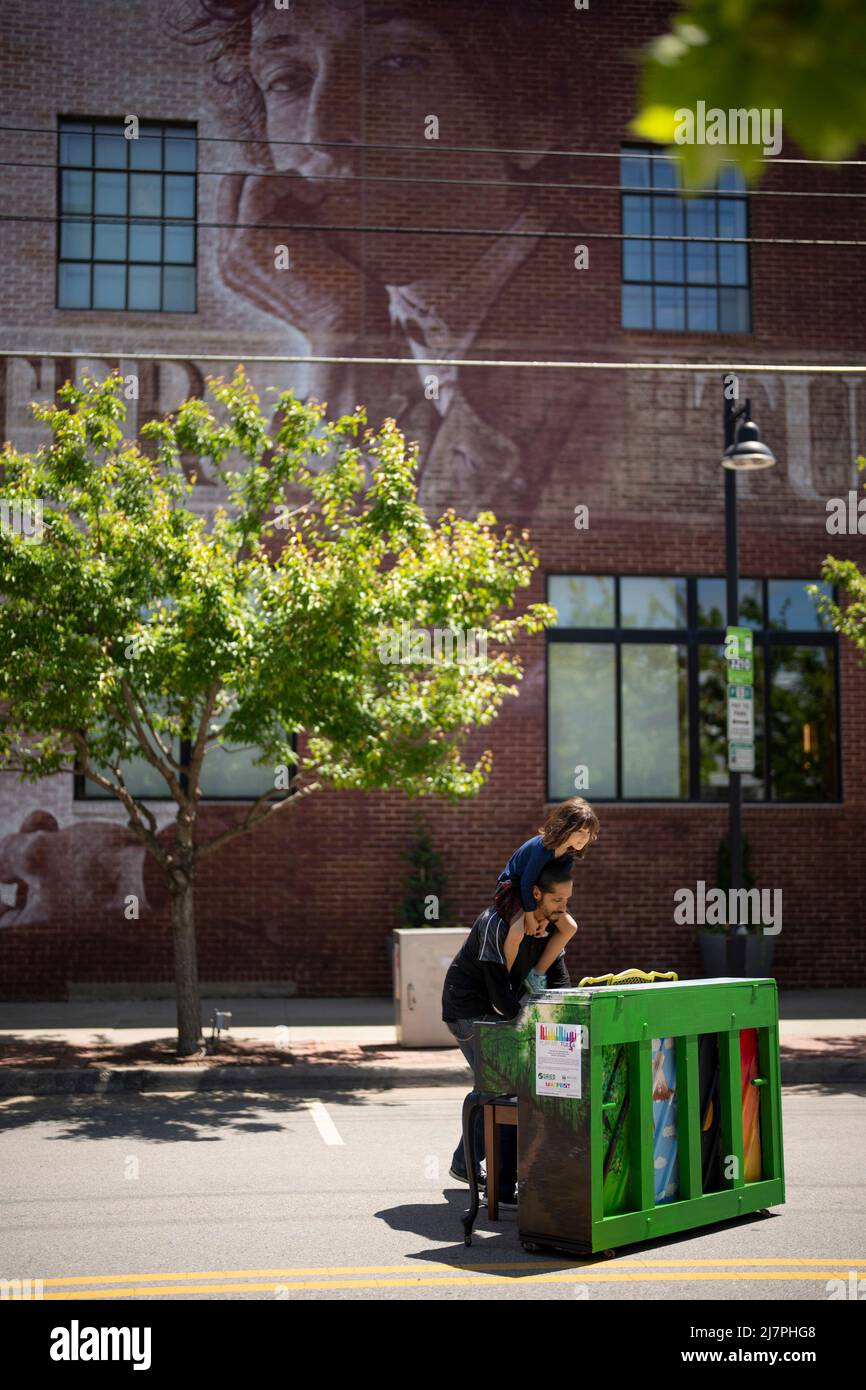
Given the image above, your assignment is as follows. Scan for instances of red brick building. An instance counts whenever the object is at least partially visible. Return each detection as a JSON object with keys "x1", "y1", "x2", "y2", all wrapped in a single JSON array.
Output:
[{"x1": 0, "y1": 0, "x2": 864, "y2": 999}]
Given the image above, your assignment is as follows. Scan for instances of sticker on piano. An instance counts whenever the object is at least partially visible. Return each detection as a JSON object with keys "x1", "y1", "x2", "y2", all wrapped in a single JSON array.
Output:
[{"x1": 535, "y1": 1022, "x2": 584, "y2": 1098}]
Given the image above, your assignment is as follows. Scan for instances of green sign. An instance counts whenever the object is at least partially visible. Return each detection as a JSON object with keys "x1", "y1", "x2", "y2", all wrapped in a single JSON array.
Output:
[
  {"x1": 726, "y1": 626, "x2": 754, "y2": 771},
  {"x1": 725, "y1": 625, "x2": 753, "y2": 685}
]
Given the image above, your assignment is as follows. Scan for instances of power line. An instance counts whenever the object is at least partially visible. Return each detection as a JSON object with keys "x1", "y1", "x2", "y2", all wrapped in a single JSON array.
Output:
[
  {"x1": 2, "y1": 156, "x2": 865, "y2": 202},
  {"x1": 2, "y1": 350, "x2": 865, "y2": 374},
  {"x1": 2, "y1": 211, "x2": 864, "y2": 249},
  {"x1": 1, "y1": 121, "x2": 865, "y2": 168}
]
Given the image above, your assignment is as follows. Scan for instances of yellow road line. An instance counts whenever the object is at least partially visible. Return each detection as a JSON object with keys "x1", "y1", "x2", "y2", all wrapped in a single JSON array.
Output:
[
  {"x1": 34, "y1": 1257, "x2": 866, "y2": 1287},
  {"x1": 38, "y1": 1270, "x2": 861, "y2": 1298}
]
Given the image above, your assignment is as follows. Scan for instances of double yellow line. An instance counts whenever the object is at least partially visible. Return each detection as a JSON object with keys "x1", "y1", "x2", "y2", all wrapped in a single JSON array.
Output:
[{"x1": 30, "y1": 1258, "x2": 866, "y2": 1298}]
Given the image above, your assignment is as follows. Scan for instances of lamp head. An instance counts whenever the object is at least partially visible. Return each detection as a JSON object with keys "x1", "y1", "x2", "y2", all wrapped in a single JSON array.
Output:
[{"x1": 721, "y1": 418, "x2": 776, "y2": 470}]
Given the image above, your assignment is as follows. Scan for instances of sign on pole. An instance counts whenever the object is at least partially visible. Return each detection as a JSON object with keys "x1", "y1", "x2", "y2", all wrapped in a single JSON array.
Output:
[{"x1": 725, "y1": 625, "x2": 754, "y2": 773}]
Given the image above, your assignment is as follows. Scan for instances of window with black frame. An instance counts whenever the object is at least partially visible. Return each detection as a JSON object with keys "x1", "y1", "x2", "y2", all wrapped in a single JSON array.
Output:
[
  {"x1": 57, "y1": 118, "x2": 196, "y2": 312},
  {"x1": 620, "y1": 145, "x2": 750, "y2": 333},
  {"x1": 75, "y1": 699, "x2": 290, "y2": 803},
  {"x1": 546, "y1": 575, "x2": 839, "y2": 803}
]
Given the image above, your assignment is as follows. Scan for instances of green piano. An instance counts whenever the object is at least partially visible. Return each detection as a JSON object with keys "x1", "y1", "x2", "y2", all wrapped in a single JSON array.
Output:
[{"x1": 461, "y1": 973, "x2": 785, "y2": 1256}]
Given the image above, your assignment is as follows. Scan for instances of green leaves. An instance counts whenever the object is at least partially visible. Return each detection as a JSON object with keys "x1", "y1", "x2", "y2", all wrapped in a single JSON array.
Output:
[
  {"x1": 807, "y1": 457, "x2": 866, "y2": 668},
  {"x1": 0, "y1": 367, "x2": 552, "y2": 812},
  {"x1": 632, "y1": 0, "x2": 866, "y2": 185}
]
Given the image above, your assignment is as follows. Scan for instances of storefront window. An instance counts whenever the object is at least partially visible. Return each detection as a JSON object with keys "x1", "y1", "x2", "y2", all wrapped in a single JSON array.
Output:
[{"x1": 547, "y1": 575, "x2": 839, "y2": 802}]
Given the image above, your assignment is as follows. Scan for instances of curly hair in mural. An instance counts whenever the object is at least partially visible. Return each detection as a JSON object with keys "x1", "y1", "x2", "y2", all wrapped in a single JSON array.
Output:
[{"x1": 169, "y1": 0, "x2": 618, "y2": 522}]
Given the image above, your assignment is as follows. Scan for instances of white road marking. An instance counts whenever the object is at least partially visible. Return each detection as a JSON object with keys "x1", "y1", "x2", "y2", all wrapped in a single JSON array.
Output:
[{"x1": 304, "y1": 1100, "x2": 344, "y2": 1146}]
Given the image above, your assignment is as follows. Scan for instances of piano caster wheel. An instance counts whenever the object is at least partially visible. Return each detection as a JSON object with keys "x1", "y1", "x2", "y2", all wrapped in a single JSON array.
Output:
[
  {"x1": 521, "y1": 1240, "x2": 541, "y2": 1254},
  {"x1": 602, "y1": 1248, "x2": 617, "y2": 1259}
]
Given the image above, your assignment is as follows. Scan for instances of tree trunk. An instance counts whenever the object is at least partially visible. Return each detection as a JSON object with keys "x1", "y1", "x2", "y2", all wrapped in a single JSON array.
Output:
[{"x1": 170, "y1": 873, "x2": 203, "y2": 1057}]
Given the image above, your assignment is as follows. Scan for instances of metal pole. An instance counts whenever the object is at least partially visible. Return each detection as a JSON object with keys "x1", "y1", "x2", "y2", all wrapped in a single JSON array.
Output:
[{"x1": 723, "y1": 380, "x2": 743, "y2": 897}]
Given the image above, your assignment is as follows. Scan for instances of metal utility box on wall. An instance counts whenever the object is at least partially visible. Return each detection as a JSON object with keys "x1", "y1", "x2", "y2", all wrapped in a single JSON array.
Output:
[
  {"x1": 392, "y1": 927, "x2": 469, "y2": 1047},
  {"x1": 471, "y1": 977, "x2": 785, "y2": 1255}
]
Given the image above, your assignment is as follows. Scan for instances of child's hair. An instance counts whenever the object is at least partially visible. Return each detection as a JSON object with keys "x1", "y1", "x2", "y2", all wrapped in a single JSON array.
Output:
[{"x1": 540, "y1": 798, "x2": 599, "y2": 859}]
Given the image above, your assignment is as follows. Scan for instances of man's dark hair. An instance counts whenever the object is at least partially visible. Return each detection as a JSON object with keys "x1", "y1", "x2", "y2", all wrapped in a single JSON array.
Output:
[
  {"x1": 172, "y1": 0, "x2": 581, "y2": 161},
  {"x1": 536, "y1": 856, "x2": 573, "y2": 894}
]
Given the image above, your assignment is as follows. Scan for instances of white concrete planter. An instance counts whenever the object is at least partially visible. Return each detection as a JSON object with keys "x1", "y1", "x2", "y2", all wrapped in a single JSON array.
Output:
[{"x1": 392, "y1": 927, "x2": 469, "y2": 1047}]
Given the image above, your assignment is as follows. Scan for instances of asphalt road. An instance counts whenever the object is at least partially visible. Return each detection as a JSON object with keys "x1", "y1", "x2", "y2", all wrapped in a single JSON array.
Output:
[{"x1": 1, "y1": 1083, "x2": 864, "y2": 1302}]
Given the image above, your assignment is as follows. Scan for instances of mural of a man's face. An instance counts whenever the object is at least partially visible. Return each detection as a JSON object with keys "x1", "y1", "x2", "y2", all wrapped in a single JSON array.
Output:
[
  {"x1": 186, "y1": 0, "x2": 598, "y2": 518},
  {"x1": 248, "y1": 0, "x2": 528, "y2": 284}
]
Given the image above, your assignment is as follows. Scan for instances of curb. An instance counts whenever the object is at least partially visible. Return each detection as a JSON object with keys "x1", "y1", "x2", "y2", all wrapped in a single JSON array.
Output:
[
  {"x1": 779, "y1": 1057, "x2": 866, "y2": 1086},
  {"x1": 1, "y1": 1057, "x2": 863, "y2": 1095},
  {"x1": 0, "y1": 1064, "x2": 467, "y2": 1095}
]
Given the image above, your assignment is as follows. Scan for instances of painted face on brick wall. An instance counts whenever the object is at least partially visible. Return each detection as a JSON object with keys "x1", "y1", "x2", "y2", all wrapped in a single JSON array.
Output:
[
  {"x1": 246, "y1": 0, "x2": 519, "y2": 283},
  {"x1": 189, "y1": 0, "x2": 603, "y2": 521}
]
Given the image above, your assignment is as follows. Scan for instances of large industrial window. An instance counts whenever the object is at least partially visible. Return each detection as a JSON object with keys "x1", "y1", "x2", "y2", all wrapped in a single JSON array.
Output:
[
  {"x1": 57, "y1": 118, "x2": 196, "y2": 312},
  {"x1": 75, "y1": 744, "x2": 287, "y2": 802},
  {"x1": 620, "y1": 146, "x2": 750, "y2": 333},
  {"x1": 74, "y1": 702, "x2": 289, "y2": 803},
  {"x1": 547, "y1": 575, "x2": 839, "y2": 803}
]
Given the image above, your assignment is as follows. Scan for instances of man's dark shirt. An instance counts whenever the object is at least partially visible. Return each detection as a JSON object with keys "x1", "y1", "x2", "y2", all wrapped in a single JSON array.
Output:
[{"x1": 441, "y1": 904, "x2": 571, "y2": 1022}]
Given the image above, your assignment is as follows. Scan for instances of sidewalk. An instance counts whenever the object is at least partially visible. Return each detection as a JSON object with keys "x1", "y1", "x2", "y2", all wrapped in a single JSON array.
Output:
[{"x1": 0, "y1": 991, "x2": 863, "y2": 1094}]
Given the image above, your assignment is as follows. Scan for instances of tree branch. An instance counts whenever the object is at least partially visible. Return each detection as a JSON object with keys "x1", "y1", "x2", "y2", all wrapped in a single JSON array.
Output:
[
  {"x1": 104, "y1": 755, "x2": 161, "y2": 843},
  {"x1": 187, "y1": 679, "x2": 221, "y2": 796},
  {"x1": 196, "y1": 776, "x2": 320, "y2": 860},
  {"x1": 119, "y1": 678, "x2": 189, "y2": 806},
  {"x1": 108, "y1": 696, "x2": 182, "y2": 774},
  {"x1": 136, "y1": 690, "x2": 183, "y2": 772},
  {"x1": 0, "y1": 743, "x2": 49, "y2": 777},
  {"x1": 69, "y1": 731, "x2": 172, "y2": 871}
]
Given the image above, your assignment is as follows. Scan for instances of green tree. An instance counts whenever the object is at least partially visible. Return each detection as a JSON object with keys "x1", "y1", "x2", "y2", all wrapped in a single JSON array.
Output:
[
  {"x1": 400, "y1": 818, "x2": 452, "y2": 928},
  {"x1": 0, "y1": 370, "x2": 552, "y2": 1054},
  {"x1": 807, "y1": 455, "x2": 866, "y2": 720},
  {"x1": 632, "y1": 0, "x2": 866, "y2": 185}
]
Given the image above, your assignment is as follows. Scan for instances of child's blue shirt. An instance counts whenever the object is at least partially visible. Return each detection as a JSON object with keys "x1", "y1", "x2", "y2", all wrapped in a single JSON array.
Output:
[{"x1": 498, "y1": 834, "x2": 562, "y2": 913}]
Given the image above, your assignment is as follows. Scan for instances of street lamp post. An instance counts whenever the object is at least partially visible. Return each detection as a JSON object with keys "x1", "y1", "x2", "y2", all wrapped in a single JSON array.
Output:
[{"x1": 720, "y1": 377, "x2": 776, "y2": 902}]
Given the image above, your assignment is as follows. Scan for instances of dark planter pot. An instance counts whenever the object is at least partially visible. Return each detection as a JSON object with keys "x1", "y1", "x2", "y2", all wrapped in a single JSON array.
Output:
[
  {"x1": 698, "y1": 929, "x2": 776, "y2": 978},
  {"x1": 697, "y1": 930, "x2": 729, "y2": 978},
  {"x1": 727, "y1": 931, "x2": 776, "y2": 978}
]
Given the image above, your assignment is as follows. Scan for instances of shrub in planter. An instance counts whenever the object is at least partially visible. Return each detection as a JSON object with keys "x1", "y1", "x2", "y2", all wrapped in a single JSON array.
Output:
[
  {"x1": 387, "y1": 820, "x2": 455, "y2": 973},
  {"x1": 400, "y1": 818, "x2": 453, "y2": 929},
  {"x1": 697, "y1": 832, "x2": 775, "y2": 977}
]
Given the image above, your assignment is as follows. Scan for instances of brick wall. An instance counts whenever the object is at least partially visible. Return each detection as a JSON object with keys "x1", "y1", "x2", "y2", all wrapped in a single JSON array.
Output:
[{"x1": 0, "y1": 0, "x2": 864, "y2": 997}]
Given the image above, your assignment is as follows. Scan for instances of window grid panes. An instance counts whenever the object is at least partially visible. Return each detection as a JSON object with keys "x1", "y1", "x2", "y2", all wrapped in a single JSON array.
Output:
[
  {"x1": 620, "y1": 147, "x2": 751, "y2": 334},
  {"x1": 547, "y1": 576, "x2": 838, "y2": 802},
  {"x1": 76, "y1": 737, "x2": 285, "y2": 802},
  {"x1": 57, "y1": 119, "x2": 197, "y2": 312},
  {"x1": 75, "y1": 644, "x2": 280, "y2": 802}
]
